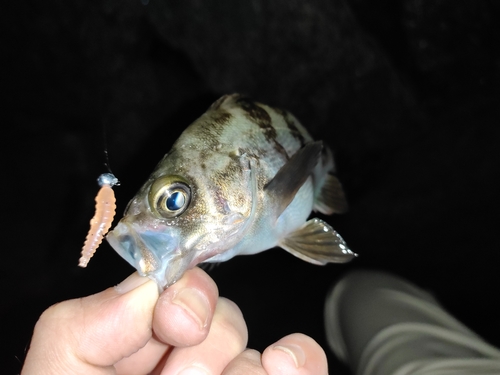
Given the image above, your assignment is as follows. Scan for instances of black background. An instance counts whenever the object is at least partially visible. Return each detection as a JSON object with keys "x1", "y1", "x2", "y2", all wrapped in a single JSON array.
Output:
[{"x1": 3, "y1": 1, "x2": 499, "y2": 374}]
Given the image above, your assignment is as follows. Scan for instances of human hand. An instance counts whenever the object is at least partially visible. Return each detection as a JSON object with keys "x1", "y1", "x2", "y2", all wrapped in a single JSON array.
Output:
[{"x1": 21, "y1": 268, "x2": 328, "y2": 374}]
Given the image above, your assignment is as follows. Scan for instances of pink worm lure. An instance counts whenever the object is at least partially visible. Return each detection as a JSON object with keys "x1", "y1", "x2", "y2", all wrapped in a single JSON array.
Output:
[{"x1": 79, "y1": 173, "x2": 119, "y2": 268}]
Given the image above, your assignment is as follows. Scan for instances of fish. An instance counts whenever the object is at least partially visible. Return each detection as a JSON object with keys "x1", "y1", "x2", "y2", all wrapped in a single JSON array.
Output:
[{"x1": 106, "y1": 94, "x2": 356, "y2": 288}]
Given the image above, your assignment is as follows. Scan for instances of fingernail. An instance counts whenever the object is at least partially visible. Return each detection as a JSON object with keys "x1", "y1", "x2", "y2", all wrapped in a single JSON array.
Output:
[
  {"x1": 172, "y1": 288, "x2": 210, "y2": 330},
  {"x1": 177, "y1": 365, "x2": 209, "y2": 375},
  {"x1": 115, "y1": 272, "x2": 151, "y2": 294},
  {"x1": 273, "y1": 344, "x2": 306, "y2": 368}
]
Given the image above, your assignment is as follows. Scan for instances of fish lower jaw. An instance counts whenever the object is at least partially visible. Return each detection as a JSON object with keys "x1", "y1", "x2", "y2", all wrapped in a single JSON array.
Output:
[
  {"x1": 106, "y1": 222, "x2": 188, "y2": 288},
  {"x1": 131, "y1": 252, "x2": 189, "y2": 289}
]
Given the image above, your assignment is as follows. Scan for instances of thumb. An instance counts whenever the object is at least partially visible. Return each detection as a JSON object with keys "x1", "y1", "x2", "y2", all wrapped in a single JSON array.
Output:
[{"x1": 22, "y1": 273, "x2": 159, "y2": 375}]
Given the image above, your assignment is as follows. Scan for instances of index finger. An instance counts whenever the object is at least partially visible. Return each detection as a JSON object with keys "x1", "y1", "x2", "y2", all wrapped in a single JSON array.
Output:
[{"x1": 22, "y1": 274, "x2": 159, "y2": 374}]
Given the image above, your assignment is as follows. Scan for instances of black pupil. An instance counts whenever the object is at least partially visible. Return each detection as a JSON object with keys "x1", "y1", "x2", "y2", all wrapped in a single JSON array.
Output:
[{"x1": 166, "y1": 191, "x2": 185, "y2": 211}]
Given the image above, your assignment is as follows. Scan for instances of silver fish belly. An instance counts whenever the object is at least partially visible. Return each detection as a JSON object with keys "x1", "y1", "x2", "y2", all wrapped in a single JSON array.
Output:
[{"x1": 107, "y1": 94, "x2": 356, "y2": 288}]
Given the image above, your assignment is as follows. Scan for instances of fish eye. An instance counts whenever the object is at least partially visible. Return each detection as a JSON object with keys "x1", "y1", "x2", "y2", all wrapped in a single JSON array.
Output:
[
  {"x1": 166, "y1": 191, "x2": 186, "y2": 210},
  {"x1": 148, "y1": 175, "x2": 191, "y2": 218}
]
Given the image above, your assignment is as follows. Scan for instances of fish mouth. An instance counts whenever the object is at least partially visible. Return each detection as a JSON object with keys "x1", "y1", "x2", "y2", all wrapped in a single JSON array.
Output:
[{"x1": 106, "y1": 221, "x2": 186, "y2": 288}]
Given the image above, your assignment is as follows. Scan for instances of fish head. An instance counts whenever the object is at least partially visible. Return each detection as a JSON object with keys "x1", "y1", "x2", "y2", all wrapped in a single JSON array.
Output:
[{"x1": 107, "y1": 152, "x2": 257, "y2": 288}]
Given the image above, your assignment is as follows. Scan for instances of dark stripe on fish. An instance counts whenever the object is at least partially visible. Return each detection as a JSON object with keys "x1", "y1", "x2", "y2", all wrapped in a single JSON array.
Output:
[
  {"x1": 236, "y1": 96, "x2": 275, "y2": 139},
  {"x1": 196, "y1": 110, "x2": 233, "y2": 153},
  {"x1": 236, "y1": 96, "x2": 289, "y2": 159},
  {"x1": 211, "y1": 110, "x2": 233, "y2": 128},
  {"x1": 285, "y1": 116, "x2": 306, "y2": 148},
  {"x1": 275, "y1": 107, "x2": 306, "y2": 148}
]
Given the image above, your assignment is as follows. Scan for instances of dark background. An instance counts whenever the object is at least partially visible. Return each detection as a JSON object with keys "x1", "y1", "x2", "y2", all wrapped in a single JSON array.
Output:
[{"x1": 2, "y1": 1, "x2": 499, "y2": 374}]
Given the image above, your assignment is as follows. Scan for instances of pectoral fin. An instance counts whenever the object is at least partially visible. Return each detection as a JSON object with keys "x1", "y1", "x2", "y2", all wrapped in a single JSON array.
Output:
[
  {"x1": 265, "y1": 141, "x2": 322, "y2": 217},
  {"x1": 314, "y1": 173, "x2": 349, "y2": 215},
  {"x1": 278, "y1": 218, "x2": 357, "y2": 264}
]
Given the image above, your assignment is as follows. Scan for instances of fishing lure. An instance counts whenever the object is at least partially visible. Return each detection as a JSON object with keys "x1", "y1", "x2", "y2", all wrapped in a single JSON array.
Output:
[{"x1": 79, "y1": 173, "x2": 119, "y2": 268}]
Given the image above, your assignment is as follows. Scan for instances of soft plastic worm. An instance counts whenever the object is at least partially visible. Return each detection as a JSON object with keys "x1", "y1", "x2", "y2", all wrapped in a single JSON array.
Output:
[{"x1": 79, "y1": 173, "x2": 118, "y2": 268}]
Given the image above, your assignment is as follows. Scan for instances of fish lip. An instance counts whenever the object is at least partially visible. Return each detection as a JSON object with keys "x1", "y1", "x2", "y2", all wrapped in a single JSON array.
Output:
[{"x1": 106, "y1": 221, "x2": 181, "y2": 287}]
